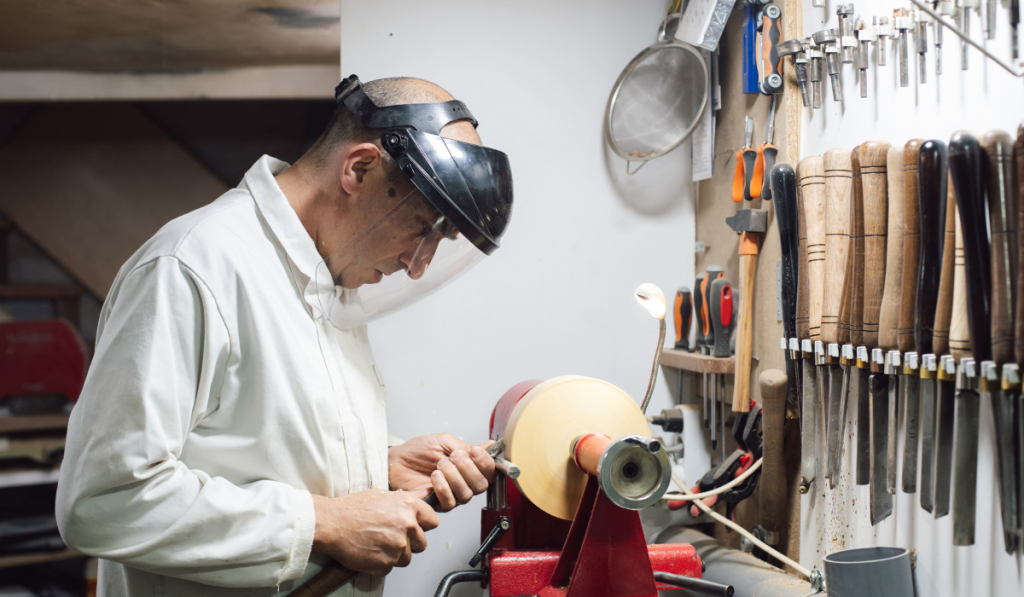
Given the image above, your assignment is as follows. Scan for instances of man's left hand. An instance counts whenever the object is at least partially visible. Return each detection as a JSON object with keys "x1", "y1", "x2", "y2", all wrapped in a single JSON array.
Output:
[{"x1": 388, "y1": 434, "x2": 495, "y2": 512}]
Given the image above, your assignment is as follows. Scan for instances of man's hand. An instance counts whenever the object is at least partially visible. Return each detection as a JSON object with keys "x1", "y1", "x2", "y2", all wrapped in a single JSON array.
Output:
[
  {"x1": 388, "y1": 433, "x2": 495, "y2": 512},
  {"x1": 311, "y1": 489, "x2": 439, "y2": 576}
]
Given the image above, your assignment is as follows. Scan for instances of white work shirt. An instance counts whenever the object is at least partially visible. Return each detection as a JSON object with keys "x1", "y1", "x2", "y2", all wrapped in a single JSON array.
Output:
[{"x1": 57, "y1": 156, "x2": 390, "y2": 597}]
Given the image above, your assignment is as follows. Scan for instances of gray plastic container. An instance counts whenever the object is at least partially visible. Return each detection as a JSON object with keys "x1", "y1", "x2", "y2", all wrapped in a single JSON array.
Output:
[{"x1": 823, "y1": 547, "x2": 914, "y2": 597}]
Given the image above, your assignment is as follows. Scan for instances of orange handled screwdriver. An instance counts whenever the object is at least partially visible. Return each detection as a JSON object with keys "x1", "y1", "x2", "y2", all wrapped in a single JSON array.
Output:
[{"x1": 674, "y1": 287, "x2": 693, "y2": 351}]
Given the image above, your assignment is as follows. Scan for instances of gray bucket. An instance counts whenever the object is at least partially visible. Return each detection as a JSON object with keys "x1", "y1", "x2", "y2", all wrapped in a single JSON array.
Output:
[{"x1": 823, "y1": 547, "x2": 914, "y2": 597}]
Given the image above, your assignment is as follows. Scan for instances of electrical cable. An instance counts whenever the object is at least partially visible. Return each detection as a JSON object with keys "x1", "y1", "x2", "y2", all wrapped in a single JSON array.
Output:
[
  {"x1": 670, "y1": 471, "x2": 812, "y2": 578},
  {"x1": 659, "y1": 457, "x2": 763, "y2": 502}
]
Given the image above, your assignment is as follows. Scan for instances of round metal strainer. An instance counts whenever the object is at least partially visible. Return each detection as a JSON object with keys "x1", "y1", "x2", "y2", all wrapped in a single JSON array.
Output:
[{"x1": 606, "y1": 14, "x2": 709, "y2": 171}]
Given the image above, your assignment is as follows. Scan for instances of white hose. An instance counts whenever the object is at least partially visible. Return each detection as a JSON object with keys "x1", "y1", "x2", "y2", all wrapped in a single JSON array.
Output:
[
  {"x1": 670, "y1": 471, "x2": 812, "y2": 578},
  {"x1": 659, "y1": 458, "x2": 764, "y2": 502}
]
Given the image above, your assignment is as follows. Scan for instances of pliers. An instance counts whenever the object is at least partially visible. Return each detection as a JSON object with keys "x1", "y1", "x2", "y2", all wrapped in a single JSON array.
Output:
[{"x1": 731, "y1": 116, "x2": 757, "y2": 202}]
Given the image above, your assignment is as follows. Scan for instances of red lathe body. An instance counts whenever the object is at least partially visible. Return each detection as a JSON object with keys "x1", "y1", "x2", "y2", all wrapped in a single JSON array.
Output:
[{"x1": 482, "y1": 380, "x2": 703, "y2": 597}]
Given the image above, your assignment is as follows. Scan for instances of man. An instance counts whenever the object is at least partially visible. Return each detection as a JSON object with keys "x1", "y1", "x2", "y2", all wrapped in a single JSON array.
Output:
[{"x1": 56, "y1": 75, "x2": 513, "y2": 596}]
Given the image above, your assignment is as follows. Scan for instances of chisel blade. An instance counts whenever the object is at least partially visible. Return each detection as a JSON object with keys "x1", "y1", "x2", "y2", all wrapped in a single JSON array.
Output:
[
  {"x1": 869, "y1": 373, "x2": 893, "y2": 524},
  {"x1": 800, "y1": 351, "x2": 818, "y2": 493},
  {"x1": 887, "y1": 372, "x2": 899, "y2": 493},
  {"x1": 826, "y1": 365, "x2": 844, "y2": 487},
  {"x1": 901, "y1": 358, "x2": 921, "y2": 493},
  {"x1": 934, "y1": 358, "x2": 958, "y2": 518},
  {"x1": 834, "y1": 363, "x2": 851, "y2": 483},
  {"x1": 992, "y1": 385, "x2": 1021, "y2": 553},
  {"x1": 952, "y1": 360, "x2": 981, "y2": 545},
  {"x1": 856, "y1": 349, "x2": 871, "y2": 485},
  {"x1": 919, "y1": 366, "x2": 938, "y2": 512}
]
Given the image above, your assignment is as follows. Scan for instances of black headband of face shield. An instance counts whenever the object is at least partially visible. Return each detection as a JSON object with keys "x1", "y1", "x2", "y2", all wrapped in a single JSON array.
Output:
[{"x1": 334, "y1": 75, "x2": 478, "y2": 136}]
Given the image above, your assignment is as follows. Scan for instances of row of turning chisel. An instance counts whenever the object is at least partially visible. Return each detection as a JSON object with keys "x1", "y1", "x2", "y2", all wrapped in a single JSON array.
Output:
[
  {"x1": 778, "y1": 0, "x2": 1021, "y2": 107},
  {"x1": 767, "y1": 124, "x2": 1024, "y2": 552}
]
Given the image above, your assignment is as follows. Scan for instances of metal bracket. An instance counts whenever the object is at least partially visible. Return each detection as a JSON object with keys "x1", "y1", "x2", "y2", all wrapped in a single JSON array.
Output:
[{"x1": 909, "y1": 0, "x2": 1024, "y2": 76}]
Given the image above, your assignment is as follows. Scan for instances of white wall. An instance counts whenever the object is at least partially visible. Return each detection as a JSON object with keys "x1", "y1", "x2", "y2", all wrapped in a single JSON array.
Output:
[
  {"x1": 341, "y1": 2, "x2": 696, "y2": 596},
  {"x1": 798, "y1": 1, "x2": 1024, "y2": 595}
]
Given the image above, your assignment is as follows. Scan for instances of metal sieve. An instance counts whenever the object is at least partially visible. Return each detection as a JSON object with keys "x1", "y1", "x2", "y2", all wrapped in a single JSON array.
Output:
[{"x1": 606, "y1": 13, "x2": 710, "y2": 173}]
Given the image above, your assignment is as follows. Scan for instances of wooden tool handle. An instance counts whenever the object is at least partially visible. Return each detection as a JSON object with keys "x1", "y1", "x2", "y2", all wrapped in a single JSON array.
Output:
[
  {"x1": 949, "y1": 132, "x2": 992, "y2": 363},
  {"x1": 950, "y1": 210, "x2": 971, "y2": 361},
  {"x1": 916, "y1": 140, "x2": 949, "y2": 356},
  {"x1": 981, "y1": 130, "x2": 1018, "y2": 366},
  {"x1": 1016, "y1": 124, "x2": 1024, "y2": 366},
  {"x1": 733, "y1": 250, "x2": 758, "y2": 413},
  {"x1": 288, "y1": 563, "x2": 358, "y2": 597},
  {"x1": 758, "y1": 369, "x2": 789, "y2": 538},
  {"x1": 796, "y1": 166, "x2": 811, "y2": 340},
  {"x1": 932, "y1": 173, "x2": 957, "y2": 356},
  {"x1": 771, "y1": 163, "x2": 800, "y2": 342},
  {"x1": 821, "y1": 148, "x2": 853, "y2": 345},
  {"x1": 693, "y1": 274, "x2": 706, "y2": 350},
  {"x1": 859, "y1": 141, "x2": 892, "y2": 350},
  {"x1": 798, "y1": 156, "x2": 827, "y2": 343},
  {"x1": 898, "y1": 140, "x2": 925, "y2": 353},
  {"x1": 843, "y1": 147, "x2": 863, "y2": 347},
  {"x1": 878, "y1": 146, "x2": 907, "y2": 351}
]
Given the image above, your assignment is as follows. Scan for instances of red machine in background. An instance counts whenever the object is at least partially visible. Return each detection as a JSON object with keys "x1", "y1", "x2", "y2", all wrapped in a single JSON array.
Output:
[
  {"x1": 427, "y1": 377, "x2": 733, "y2": 597},
  {"x1": 0, "y1": 320, "x2": 87, "y2": 414}
]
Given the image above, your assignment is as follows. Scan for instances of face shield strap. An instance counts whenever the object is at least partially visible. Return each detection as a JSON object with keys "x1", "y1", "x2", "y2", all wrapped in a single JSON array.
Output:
[{"x1": 335, "y1": 74, "x2": 478, "y2": 136}]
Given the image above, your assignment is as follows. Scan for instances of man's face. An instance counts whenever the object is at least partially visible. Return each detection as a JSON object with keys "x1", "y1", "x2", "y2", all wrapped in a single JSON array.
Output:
[{"x1": 329, "y1": 177, "x2": 456, "y2": 289}]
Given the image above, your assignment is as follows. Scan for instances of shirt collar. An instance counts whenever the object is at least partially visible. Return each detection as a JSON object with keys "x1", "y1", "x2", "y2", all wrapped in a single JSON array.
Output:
[{"x1": 241, "y1": 155, "x2": 335, "y2": 315}]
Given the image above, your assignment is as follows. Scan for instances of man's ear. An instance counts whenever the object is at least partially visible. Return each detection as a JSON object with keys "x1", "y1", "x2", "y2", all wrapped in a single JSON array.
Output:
[{"x1": 339, "y1": 143, "x2": 384, "y2": 196}]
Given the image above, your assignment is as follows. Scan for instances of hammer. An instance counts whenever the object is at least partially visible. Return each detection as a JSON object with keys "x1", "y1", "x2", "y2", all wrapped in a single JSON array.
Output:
[{"x1": 727, "y1": 208, "x2": 768, "y2": 413}]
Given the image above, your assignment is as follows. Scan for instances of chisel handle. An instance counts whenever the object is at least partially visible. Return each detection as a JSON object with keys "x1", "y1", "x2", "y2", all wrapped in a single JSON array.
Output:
[
  {"x1": 898, "y1": 140, "x2": 925, "y2": 353},
  {"x1": 796, "y1": 166, "x2": 811, "y2": 340},
  {"x1": 821, "y1": 148, "x2": 853, "y2": 345},
  {"x1": 878, "y1": 146, "x2": 906, "y2": 351},
  {"x1": 710, "y1": 278, "x2": 734, "y2": 358},
  {"x1": 758, "y1": 369, "x2": 789, "y2": 539},
  {"x1": 798, "y1": 157, "x2": 827, "y2": 344},
  {"x1": 949, "y1": 132, "x2": 992, "y2": 363},
  {"x1": 771, "y1": 162, "x2": 800, "y2": 342},
  {"x1": 1016, "y1": 124, "x2": 1024, "y2": 366},
  {"x1": 694, "y1": 274, "x2": 707, "y2": 352},
  {"x1": 916, "y1": 140, "x2": 949, "y2": 356},
  {"x1": 950, "y1": 211, "x2": 972, "y2": 361},
  {"x1": 860, "y1": 141, "x2": 892, "y2": 349},
  {"x1": 674, "y1": 287, "x2": 693, "y2": 351},
  {"x1": 981, "y1": 130, "x2": 1018, "y2": 366},
  {"x1": 933, "y1": 173, "x2": 957, "y2": 356},
  {"x1": 842, "y1": 147, "x2": 862, "y2": 347}
]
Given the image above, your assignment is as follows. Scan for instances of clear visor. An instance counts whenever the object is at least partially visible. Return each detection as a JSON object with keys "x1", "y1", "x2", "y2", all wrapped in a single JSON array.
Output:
[{"x1": 314, "y1": 188, "x2": 486, "y2": 330}]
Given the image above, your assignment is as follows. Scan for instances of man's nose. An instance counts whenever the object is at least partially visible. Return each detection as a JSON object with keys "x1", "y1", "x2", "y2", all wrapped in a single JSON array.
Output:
[{"x1": 402, "y1": 243, "x2": 438, "y2": 280}]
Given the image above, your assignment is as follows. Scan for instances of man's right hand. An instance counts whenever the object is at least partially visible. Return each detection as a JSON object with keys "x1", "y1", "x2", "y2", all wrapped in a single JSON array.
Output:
[{"x1": 311, "y1": 489, "x2": 439, "y2": 576}]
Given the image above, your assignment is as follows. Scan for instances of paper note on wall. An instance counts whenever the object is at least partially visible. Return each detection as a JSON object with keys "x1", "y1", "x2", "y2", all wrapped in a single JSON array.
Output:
[{"x1": 691, "y1": 98, "x2": 714, "y2": 182}]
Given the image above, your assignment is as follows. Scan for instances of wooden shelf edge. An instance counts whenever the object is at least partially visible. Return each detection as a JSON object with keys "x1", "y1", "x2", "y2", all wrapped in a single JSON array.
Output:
[
  {"x1": 0, "y1": 414, "x2": 71, "y2": 433},
  {"x1": 659, "y1": 348, "x2": 735, "y2": 374},
  {"x1": 0, "y1": 549, "x2": 82, "y2": 569}
]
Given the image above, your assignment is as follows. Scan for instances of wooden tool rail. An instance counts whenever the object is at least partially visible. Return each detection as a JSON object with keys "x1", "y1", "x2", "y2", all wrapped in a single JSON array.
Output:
[{"x1": 660, "y1": 348, "x2": 735, "y2": 374}]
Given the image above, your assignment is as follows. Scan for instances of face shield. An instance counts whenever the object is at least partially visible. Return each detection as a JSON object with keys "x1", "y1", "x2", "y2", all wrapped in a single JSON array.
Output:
[{"x1": 314, "y1": 75, "x2": 513, "y2": 330}]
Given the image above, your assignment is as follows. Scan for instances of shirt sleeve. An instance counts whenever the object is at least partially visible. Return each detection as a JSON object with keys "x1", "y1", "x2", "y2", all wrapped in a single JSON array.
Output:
[{"x1": 56, "y1": 255, "x2": 315, "y2": 588}]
